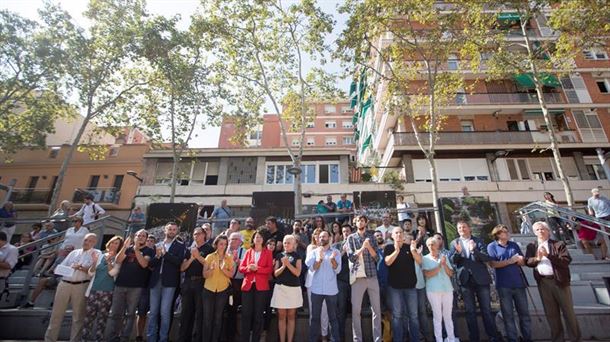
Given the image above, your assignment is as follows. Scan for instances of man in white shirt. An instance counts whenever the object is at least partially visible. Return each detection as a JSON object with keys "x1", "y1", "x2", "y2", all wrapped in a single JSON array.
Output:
[
  {"x1": 60, "y1": 217, "x2": 90, "y2": 251},
  {"x1": 72, "y1": 194, "x2": 106, "y2": 225},
  {"x1": 377, "y1": 213, "x2": 397, "y2": 241},
  {"x1": 44, "y1": 233, "x2": 101, "y2": 342},
  {"x1": 0, "y1": 231, "x2": 18, "y2": 295}
]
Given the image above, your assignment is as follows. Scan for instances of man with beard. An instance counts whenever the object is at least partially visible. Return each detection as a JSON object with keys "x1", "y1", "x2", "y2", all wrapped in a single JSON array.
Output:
[
  {"x1": 108, "y1": 229, "x2": 155, "y2": 342},
  {"x1": 147, "y1": 222, "x2": 187, "y2": 342},
  {"x1": 306, "y1": 230, "x2": 342, "y2": 342}
]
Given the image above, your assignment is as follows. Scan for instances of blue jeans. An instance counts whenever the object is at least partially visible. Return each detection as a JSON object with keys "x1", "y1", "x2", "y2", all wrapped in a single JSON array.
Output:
[
  {"x1": 388, "y1": 287, "x2": 419, "y2": 342},
  {"x1": 497, "y1": 287, "x2": 532, "y2": 342},
  {"x1": 460, "y1": 284, "x2": 498, "y2": 342},
  {"x1": 310, "y1": 293, "x2": 341, "y2": 342},
  {"x1": 147, "y1": 282, "x2": 176, "y2": 342},
  {"x1": 337, "y1": 281, "x2": 351, "y2": 342},
  {"x1": 417, "y1": 287, "x2": 434, "y2": 341}
]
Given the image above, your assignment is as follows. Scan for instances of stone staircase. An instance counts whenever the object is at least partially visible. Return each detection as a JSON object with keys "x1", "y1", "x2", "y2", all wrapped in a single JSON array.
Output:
[{"x1": 1, "y1": 235, "x2": 609, "y2": 341}]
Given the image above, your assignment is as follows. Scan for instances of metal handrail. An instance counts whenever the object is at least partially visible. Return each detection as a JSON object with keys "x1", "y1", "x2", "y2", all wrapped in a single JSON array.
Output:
[
  {"x1": 9, "y1": 215, "x2": 128, "y2": 307},
  {"x1": 518, "y1": 201, "x2": 610, "y2": 237}
]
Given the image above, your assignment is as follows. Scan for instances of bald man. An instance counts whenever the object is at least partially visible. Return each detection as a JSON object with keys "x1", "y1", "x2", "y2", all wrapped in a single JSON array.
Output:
[{"x1": 44, "y1": 233, "x2": 101, "y2": 342}]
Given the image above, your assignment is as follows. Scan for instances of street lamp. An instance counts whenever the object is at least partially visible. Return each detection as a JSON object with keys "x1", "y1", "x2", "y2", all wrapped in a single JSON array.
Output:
[{"x1": 126, "y1": 170, "x2": 144, "y2": 183}]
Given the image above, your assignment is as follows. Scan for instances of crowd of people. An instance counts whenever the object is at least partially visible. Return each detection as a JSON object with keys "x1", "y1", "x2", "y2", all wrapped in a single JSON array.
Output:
[{"x1": 1, "y1": 188, "x2": 608, "y2": 342}]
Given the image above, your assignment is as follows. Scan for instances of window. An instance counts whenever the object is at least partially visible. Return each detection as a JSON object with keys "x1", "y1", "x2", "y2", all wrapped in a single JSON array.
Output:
[
  {"x1": 583, "y1": 48, "x2": 609, "y2": 60},
  {"x1": 306, "y1": 122, "x2": 315, "y2": 128},
  {"x1": 306, "y1": 137, "x2": 315, "y2": 146},
  {"x1": 342, "y1": 121, "x2": 354, "y2": 129},
  {"x1": 291, "y1": 139, "x2": 301, "y2": 146},
  {"x1": 265, "y1": 163, "x2": 337, "y2": 184},
  {"x1": 324, "y1": 104, "x2": 337, "y2": 113},
  {"x1": 586, "y1": 164, "x2": 607, "y2": 180},
  {"x1": 325, "y1": 121, "x2": 337, "y2": 129},
  {"x1": 325, "y1": 137, "x2": 337, "y2": 146},
  {"x1": 460, "y1": 120, "x2": 474, "y2": 132},
  {"x1": 343, "y1": 136, "x2": 354, "y2": 145},
  {"x1": 154, "y1": 160, "x2": 219, "y2": 185},
  {"x1": 447, "y1": 54, "x2": 459, "y2": 70},
  {"x1": 249, "y1": 130, "x2": 262, "y2": 140},
  {"x1": 596, "y1": 79, "x2": 609, "y2": 94},
  {"x1": 89, "y1": 175, "x2": 100, "y2": 188},
  {"x1": 27, "y1": 176, "x2": 39, "y2": 189},
  {"x1": 112, "y1": 175, "x2": 124, "y2": 190},
  {"x1": 341, "y1": 106, "x2": 351, "y2": 113},
  {"x1": 49, "y1": 147, "x2": 60, "y2": 159}
]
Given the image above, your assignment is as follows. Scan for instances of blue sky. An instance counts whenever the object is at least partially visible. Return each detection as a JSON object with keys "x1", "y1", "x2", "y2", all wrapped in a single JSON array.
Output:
[{"x1": 2, "y1": 0, "x2": 350, "y2": 147}]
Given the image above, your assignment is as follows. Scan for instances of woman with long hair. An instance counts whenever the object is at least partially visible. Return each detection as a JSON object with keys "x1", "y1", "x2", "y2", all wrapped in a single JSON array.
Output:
[
  {"x1": 203, "y1": 235, "x2": 234, "y2": 342},
  {"x1": 271, "y1": 235, "x2": 303, "y2": 342},
  {"x1": 82, "y1": 236, "x2": 123, "y2": 342},
  {"x1": 330, "y1": 221, "x2": 342, "y2": 244},
  {"x1": 239, "y1": 231, "x2": 273, "y2": 342},
  {"x1": 423, "y1": 237, "x2": 456, "y2": 342},
  {"x1": 305, "y1": 228, "x2": 329, "y2": 340},
  {"x1": 543, "y1": 192, "x2": 567, "y2": 242}
]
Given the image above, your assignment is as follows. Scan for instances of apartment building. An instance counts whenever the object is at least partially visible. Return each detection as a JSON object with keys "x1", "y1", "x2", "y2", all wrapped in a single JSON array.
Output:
[
  {"x1": 0, "y1": 117, "x2": 150, "y2": 222},
  {"x1": 351, "y1": 5, "x2": 610, "y2": 229},
  {"x1": 135, "y1": 147, "x2": 389, "y2": 220},
  {"x1": 218, "y1": 101, "x2": 357, "y2": 149}
]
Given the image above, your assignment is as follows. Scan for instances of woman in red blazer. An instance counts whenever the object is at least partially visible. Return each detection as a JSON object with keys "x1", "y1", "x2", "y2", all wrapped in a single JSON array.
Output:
[{"x1": 239, "y1": 231, "x2": 273, "y2": 342}]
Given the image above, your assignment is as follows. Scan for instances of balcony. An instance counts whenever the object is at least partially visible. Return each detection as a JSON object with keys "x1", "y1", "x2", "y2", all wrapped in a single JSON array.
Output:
[
  {"x1": 453, "y1": 92, "x2": 563, "y2": 105},
  {"x1": 9, "y1": 188, "x2": 52, "y2": 205},
  {"x1": 393, "y1": 130, "x2": 579, "y2": 147},
  {"x1": 72, "y1": 187, "x2": 121, "y2": 205}
]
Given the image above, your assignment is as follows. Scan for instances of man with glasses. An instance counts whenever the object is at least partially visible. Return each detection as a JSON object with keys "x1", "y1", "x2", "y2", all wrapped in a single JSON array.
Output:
[
  {"x1": 225, "y1": 232, "x2": 247, "y2": 342},
  {"x1": 108, "y1": 229, "x2": 155, "y2": 342},
  {"x1": 178, "y1": 227, "x2": 214, "y2": 342}
]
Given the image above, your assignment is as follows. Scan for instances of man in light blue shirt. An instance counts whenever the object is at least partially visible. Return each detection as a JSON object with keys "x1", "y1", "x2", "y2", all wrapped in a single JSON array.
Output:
[
  {"x1": 588, "y1": 188, "x2": 610, "y2": 221},
  {"x1": 306, "y1": 231, "x2": 342, "y2": 342}
]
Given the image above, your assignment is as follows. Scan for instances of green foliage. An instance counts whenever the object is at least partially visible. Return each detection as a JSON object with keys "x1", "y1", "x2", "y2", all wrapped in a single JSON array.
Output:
[
  {"x1": 192, "y1": 0, "x2": 341, "y2": 151},
  {"x1": 382, "y1": 170, "x2": 404, "y2": 191},
  {"x1": 0, "y1": 10, "x2": 72, "y2": 153}
]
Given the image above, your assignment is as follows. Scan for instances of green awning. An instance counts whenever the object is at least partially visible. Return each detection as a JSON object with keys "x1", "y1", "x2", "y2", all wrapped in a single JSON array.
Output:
[
  {"x1": 354, "y1": 130, "x2": 360, "y2": 140},
  {"x1": 361, "y1": 135, "x2": 372, "y2": 152},
  {"x1": 514, "y1": 73, "x2": 561, "y2": 88},
  {"x1": 352, "y1": 111, "x2": 359, "y2": 124},
  {"x1": 523, "y1": 109, "x2": 565, "y2": 115},
  {"x1": 497, "y1": 13, "x2": 520, "y2": 23}
]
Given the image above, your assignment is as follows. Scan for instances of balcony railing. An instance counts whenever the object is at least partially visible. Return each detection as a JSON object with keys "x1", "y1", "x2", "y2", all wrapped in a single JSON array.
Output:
[
  {"x1": 453, "y1": 92, "x2": 563, "y2": 105},
  {"x1": 73, "y1": 187, "x2": 121, "y2": 204},
  {"x1": 393, "y1": 130, "x2": 578, "y2": 146},
  {"x1": 9, "y1": 188, "x2": 52, "y2": 205}
]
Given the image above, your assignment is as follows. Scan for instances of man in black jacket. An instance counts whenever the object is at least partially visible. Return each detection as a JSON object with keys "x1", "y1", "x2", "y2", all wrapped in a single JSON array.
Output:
[
  {"x1": 449, "y1": 221, "x2": 499, "y2": 342},
  {"x1": 147, "y1": 222, "x2": 186, "y2": 342}
]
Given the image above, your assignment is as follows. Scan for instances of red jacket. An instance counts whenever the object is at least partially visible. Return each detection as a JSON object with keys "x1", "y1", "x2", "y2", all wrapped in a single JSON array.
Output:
[{"x1": 239, "y1": 248, "x2": 273, "y2": 291}]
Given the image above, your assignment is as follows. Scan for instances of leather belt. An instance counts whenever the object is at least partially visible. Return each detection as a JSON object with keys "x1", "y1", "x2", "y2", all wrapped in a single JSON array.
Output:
[{"x1": 62, "y1": 280, "x2": 90, "y2": 285}]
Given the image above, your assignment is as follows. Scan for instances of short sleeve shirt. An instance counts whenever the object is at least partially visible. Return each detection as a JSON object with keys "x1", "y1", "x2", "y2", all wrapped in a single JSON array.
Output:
[
  {"x1": 115, "y1": 246, "x2": 155, "y2": 288},
  {"x1": 588, "y1": 196, "x2": 610, "y2": 218},
  {"x1": 422, "y1": 254, "x2": 454, "y2": 293},
  {"x1": 384, "y1": 244, "x2": 417, "y2": 289},
  {"x1": 487, "y1": 241, "x2": 526, "y2": 288}
]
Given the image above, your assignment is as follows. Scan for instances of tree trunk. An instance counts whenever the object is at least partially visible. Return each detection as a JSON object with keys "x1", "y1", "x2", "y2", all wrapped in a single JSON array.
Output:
[
  {"x1": 521, "y1": 11, "x2": 574, "y2": 207},
  {"x1": 47, "y1": 114, "x2": 92, "y2": 215},
  {"x1": 169, "y1": 96, "x2": 177, "y2": 203},
  {"x1": 293, "y1": 158, "x2": 303, "y2": 216},
  {"x1": 427, "y1": 154, "x2": 443, "y2": 233}
]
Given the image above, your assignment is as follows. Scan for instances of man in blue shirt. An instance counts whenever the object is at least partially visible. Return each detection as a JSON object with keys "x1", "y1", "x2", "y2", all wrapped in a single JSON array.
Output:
[
  {"x1": 487, "y1": 224, "x2": 531, "y2": 342},
  {"x1": 305, "y1": 230, "x2": 342, "y2": 342},
  {"x1": 210, "y1": 199, "x2": 233, "y2": 236},
  {"x1": 588, "y1": 188, "x2": 610, "y2": 221},
  {"x1": 337, "y1": 194, "x2": 353, "y2": 224}
]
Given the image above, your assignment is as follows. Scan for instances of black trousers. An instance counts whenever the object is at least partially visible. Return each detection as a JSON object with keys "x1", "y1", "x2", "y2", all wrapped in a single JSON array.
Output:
[
  {"x1": 177, "y1": 277, "x2": 204, "y2": 342},
  {"x1": 240, "y1": 287, "x2": 269, "y2": 342},
  {"x1": 224, "y1": 278, "x2": 244, "y2": 341},
  {"x1": 203, "y1": 288, "x2": 230, "y2": 342}
]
